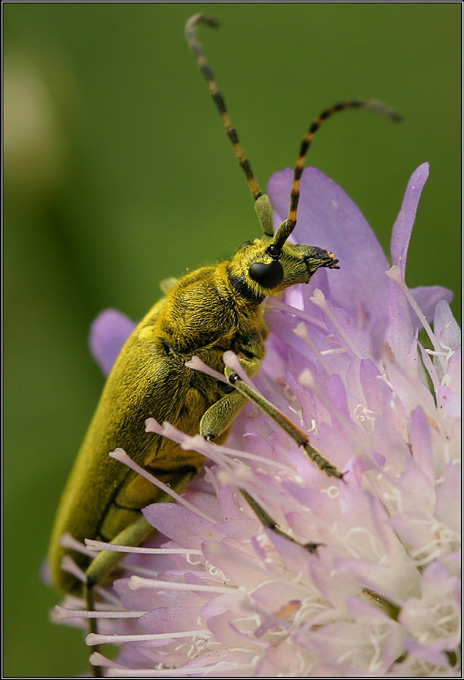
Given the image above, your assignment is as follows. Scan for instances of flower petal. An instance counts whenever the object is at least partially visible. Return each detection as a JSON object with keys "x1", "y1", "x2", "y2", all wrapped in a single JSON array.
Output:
[
  {"x1": 390, "y1": 163, "x2": 429, "y2": 276},
  {"x1": 89, "y1": 308, "x2": 136, "y2": 376},
  {"x1": 268, "y1": 167, "x2": 389, "y2": 319}
]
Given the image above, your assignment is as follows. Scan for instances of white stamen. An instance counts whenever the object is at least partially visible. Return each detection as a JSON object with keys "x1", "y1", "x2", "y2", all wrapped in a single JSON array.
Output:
[
  {"x1": 60, "y1": 556, "x2": 121, "y2": 605},
  {"x1": 267, "y1": 296, "x2": 328, "y2": 331},
  {"x1": 293, "y1": 322, "x2": 332, "y2": 373},
  {"x1": 144, "y1": 420, "x2": 225, "y2": 467},
  {"x1": 89, "y1": 652, "x2": 125, "y2": 669},
  {"x1": 109, "y1": 449, "x2": 216, "y2": 523},
  {"x1": 288, "y1": 404, "x2": 305, "y2": 427},
  {"x1": 321, "y1": 485, "x2": 339, "y2": 500},
  {"x1": 320, "y1": 347, "x2": 347, "y2": 355},
  {"x1": 107, "y1": 663, "x2": 254, "y2": 677},
  {"x1": 222, "y1": 350, "x2": 256, "y2": 387},
  {"x1": 310, "y1": 288, "x2": 364, "y2": 359},
  {"x1": 87, "y1": 629, "x2": 211, "y2": 645},
  {"x1": 128, "y1": 576, "x2": 236, "y2": 593},
  {"x1": 185, "y1": 355, "x2": 228, "y2": 383},
  {"x1": 200, "y1": 442, "x2": 294, "y2": 473},
  {"x1": 60, "y1": 533, "x2": 95, "y2": 557},
  {"x1": 418, "y1": 345, "x2": 441, "y2": 397},
  {"x1": 335, "y1": 525, "x2": 384, "y2": 560},
  {"x1": 54, "y1": 605, "x2": 146, "y2": 619},
  {"x1": 60, "y1": 556, "x2": 86, "y2": 582},
  {"x1": 84, "y1": 539, "x2": 203, "y2": 556},
  {"x1": 386, "y1": 265, "x2": 446, "y2": 372}
]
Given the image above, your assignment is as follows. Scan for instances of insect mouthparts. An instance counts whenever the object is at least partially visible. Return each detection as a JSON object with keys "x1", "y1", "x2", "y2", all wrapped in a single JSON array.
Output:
[{"x1": 328, "y1": 253, "x2": 340, "y2": 269}]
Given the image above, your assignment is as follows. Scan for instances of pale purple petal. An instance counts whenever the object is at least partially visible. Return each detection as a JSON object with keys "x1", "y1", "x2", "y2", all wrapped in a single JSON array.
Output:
[
  {"x1": 409, "y1": 406, "x2": 434, "y2": 485},
  {"x1": 88, "y1": 308, "x2": 136, "y2": 376},
  {"x1": 359, "y1": 358, "x2": 390, "y2": 416},
  {"x1": 41, "y1": 559, "x2": 52, "y2": 586},
  {"x1": 410, "y1": 285, "x2": 453, "y2": 324},
  {"x1": 385, "y1": 276, "x2": 415, "y2": 365},
  {"x1": 139, "y1": 606, "x2": 204, "y2": 633},
  {"x1": 142, "y1": 503, "x2": 221, "y2": 548},
  {"x1": 268, "y1": 168, "x2": 389, "y2": 320},
  {"x1": 390, "y1": 163, "x2": 429, "y2": 276},
  {"x1": 201, "y1": 542, "x2": 270, "y2": 591},
  {"x1": 433, "y1": 300, "x2": 461, "y2": 351}
]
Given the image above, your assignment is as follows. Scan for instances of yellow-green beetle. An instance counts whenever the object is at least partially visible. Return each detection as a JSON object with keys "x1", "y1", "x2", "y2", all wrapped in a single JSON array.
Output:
[{"x1": 49, "y1": 11, "x2": 399, "y2": 626}]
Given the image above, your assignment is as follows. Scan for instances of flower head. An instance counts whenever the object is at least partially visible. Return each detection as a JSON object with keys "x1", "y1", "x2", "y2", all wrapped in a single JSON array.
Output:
[{"x1": 55, "y1": 164, "x2": 460, "y2": 677}]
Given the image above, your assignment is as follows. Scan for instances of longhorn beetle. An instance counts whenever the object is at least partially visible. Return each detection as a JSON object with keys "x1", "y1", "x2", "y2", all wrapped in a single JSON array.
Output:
[{"x1": 49, "y1": 13, "x2": 401, "y2": 675}]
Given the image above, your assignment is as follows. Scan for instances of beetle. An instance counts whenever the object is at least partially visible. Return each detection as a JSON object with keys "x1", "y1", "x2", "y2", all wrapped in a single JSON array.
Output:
[{"x1": 49, "y1": 11, "x2": 400, "y2": 630}]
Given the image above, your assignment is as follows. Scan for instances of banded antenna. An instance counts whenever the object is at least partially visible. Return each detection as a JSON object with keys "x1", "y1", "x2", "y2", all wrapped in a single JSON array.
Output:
[
  {"x1": 185, "y1": 14, "x2": 263, "y2": 204},
  {"x1": 186, "y1": 14, "x2": 402, "y2": 250},
  {"x1": 272, "y1": 100, "x2": 402, "y2": 250}
]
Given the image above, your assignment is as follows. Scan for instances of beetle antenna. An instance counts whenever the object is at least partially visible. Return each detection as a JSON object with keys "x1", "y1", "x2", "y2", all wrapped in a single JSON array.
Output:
[
  {"x1": 272, "y1": 99, "x2": 403, "y2": 249},
  {"x1": 185, "y1": 14, "x2": 263, "y2": 202}
]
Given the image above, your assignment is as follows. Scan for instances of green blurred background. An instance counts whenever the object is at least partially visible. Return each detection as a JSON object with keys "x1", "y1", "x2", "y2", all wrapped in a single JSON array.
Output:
[{"x1": 4, "y1": 3, "x2": 460, "y2": 677}]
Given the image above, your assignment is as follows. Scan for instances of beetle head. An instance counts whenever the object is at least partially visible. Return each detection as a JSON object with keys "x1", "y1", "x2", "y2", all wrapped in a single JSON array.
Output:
[{"x1": 228, "y1": 195, "x2": 338, "y2": 299}]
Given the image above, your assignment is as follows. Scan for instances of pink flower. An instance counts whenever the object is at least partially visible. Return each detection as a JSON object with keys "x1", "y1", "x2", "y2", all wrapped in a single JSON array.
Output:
[{"x1": 55, "y1": 164, "x2": 460, "y2": 677}]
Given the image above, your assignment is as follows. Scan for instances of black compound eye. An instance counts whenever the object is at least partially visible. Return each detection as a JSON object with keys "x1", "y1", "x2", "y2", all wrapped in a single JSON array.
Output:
[{"x1": 249, "y1": 260, "x2": 284, "y2": 288}]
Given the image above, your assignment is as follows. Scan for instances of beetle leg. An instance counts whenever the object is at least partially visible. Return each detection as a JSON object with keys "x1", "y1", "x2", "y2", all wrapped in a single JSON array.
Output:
[
  {"x1": 239, "y1": 488, "x2": 321, "y2": 553},
  {"x1": 199, "y1": 389, "x2": 247, "y2": 441},
  {"x1": 199, "y1": 350, "x2": 263, "y2": 441},
  {"x1": 225, "y1": 370, "x2": 343, "y2": 479},
  {"x1": 85, "y1": 514, "x2": 154, "y2": 592}
]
